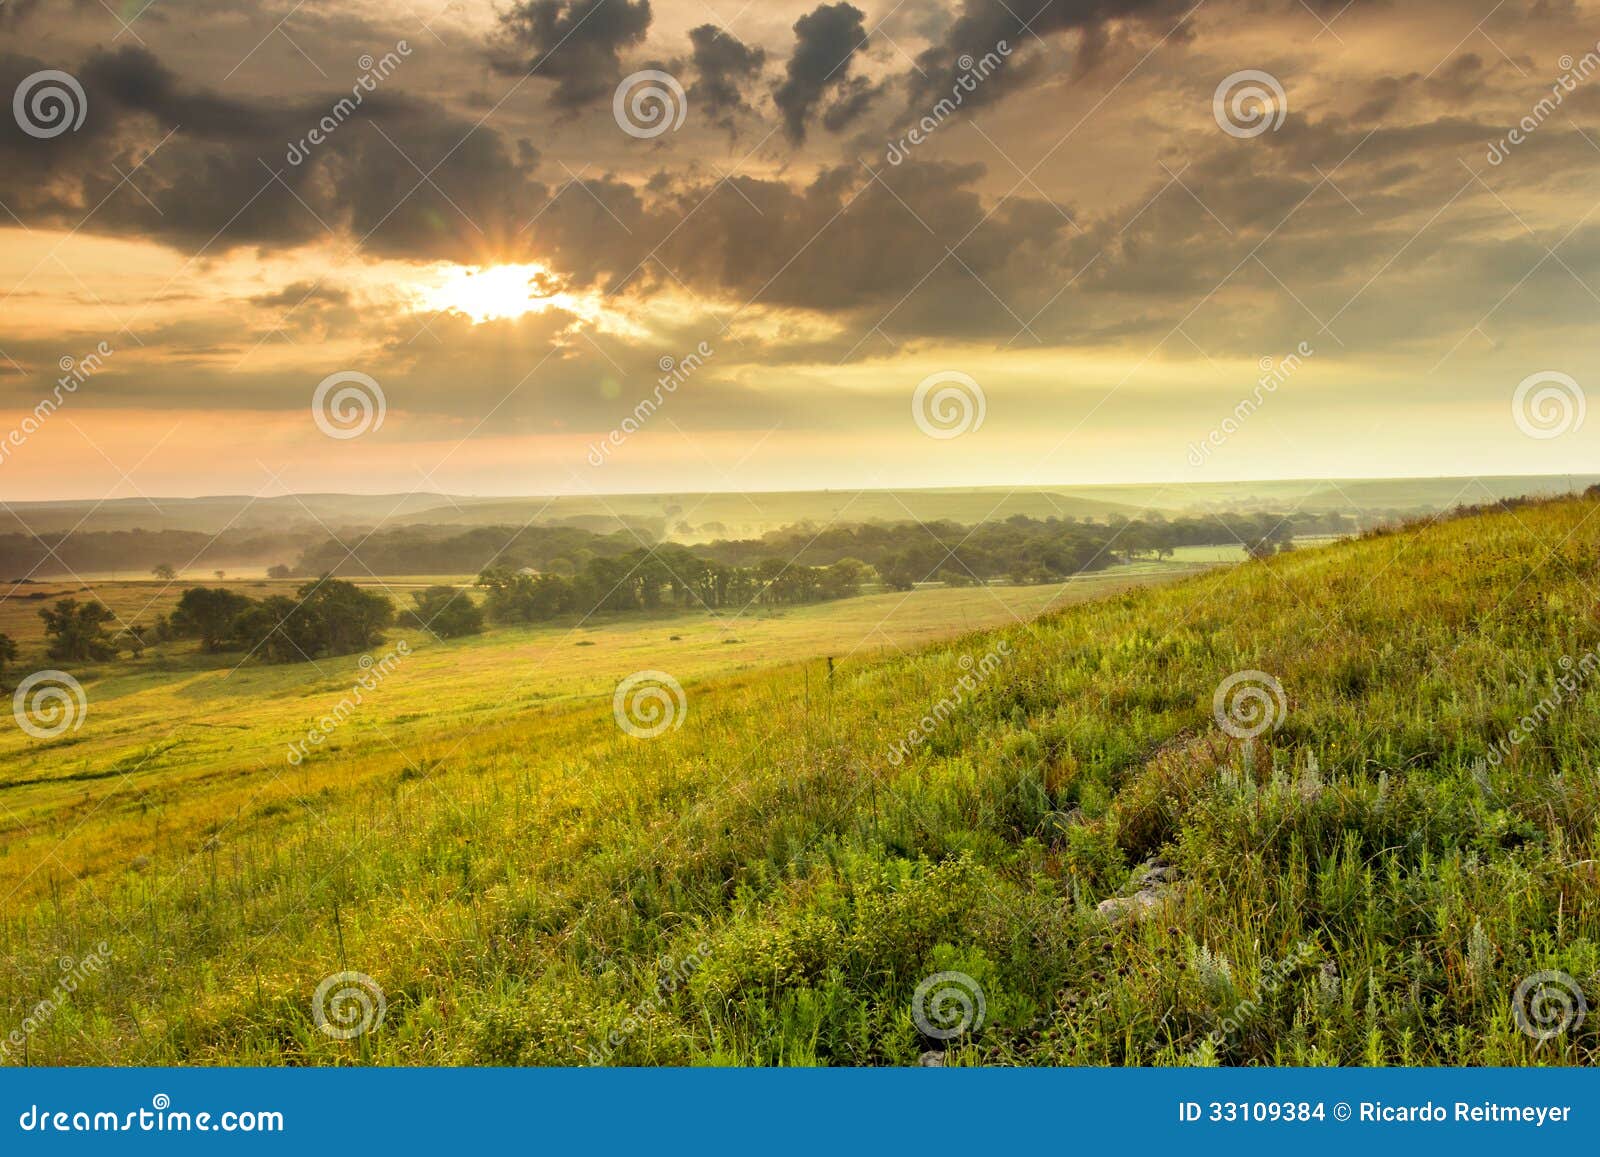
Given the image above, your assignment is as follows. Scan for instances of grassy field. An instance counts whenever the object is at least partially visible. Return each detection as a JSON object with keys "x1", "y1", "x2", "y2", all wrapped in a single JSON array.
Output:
[
  {"x1": 2, "y1": 499, "x2": 1598, "y2": 1066},
  {"x1": 0, "y1": 567, "x2": 1194, "y2": 908}
]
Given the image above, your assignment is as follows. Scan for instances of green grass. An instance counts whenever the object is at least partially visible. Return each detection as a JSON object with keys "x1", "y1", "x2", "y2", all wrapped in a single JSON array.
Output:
[
  {"x1": 2, "y1": 499, "x2": 1598, "y2": 1066},
  {"x1": 0, "y1": 568, "x2": 1188, "y2": 905}
]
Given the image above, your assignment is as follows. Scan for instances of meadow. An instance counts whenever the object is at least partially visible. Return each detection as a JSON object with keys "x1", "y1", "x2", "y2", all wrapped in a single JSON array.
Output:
[
  {"x1": 1, "y1": 499, "x2": 1597, "y2": 1066},
  {"x1": 0, "y1": 566, "x2": 1197, "y2": 907}
]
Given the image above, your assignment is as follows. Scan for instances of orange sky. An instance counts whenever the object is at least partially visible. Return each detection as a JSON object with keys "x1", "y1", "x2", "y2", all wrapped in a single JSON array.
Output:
[{"x1": 3, "y1": 0, "x2": 1599, "y2": 499}]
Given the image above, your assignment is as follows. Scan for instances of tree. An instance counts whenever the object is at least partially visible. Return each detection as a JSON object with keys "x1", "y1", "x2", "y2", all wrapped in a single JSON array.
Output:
[
  {"x1": 0, "y1": 632, "x2": 17, "y2": 688},
  {"x1": 280, "y1": 578, "x2": 394, "y2": 657},
  {"x1": 410, "y1": 586, "x2": 484, "y2": 638},
  {"x1": 151, "y1": 563, "x2": 176, "y2": 581},
  {"x1": 266, "y1": 564, "x2": 293, "y2": 580},
  {"x1": 173, "y1": 587, "x2": 257, "y2": 651},
  {"x1": 196, "y1": 578, "x2": 395, "y2": 663},
  {"x1": 213, "y1": 570, "x2": 226, "y2": 581},
  {"x1": 39, "y1": 599, "x2": 118, "y2": 662}
]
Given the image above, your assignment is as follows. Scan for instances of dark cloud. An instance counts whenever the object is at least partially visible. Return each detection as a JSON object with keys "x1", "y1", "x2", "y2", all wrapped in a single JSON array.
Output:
[
  {"x1": 820, "y1": 74, "x2": 884, "y2": 132},
  {"x1": 688, "y1": 24, "x2": 767, "y2": 128},
  {"x1": 0, "y1": 46, "x2": 546, "y2": 262},
  {"x1": 496, "y1": 0, "x2": 653, "y2": 111},
  {"x1": 774, "y1": 2, "x2": 872, "y2": 143},
  {"x1": 907, "y1": 0, "x2": 1192, "y2": 116}
]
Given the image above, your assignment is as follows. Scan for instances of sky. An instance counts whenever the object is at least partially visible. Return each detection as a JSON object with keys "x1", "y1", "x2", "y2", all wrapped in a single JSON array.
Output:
[{"x1": 1, "y1": 0, "x2": 1599, "y2": 501}]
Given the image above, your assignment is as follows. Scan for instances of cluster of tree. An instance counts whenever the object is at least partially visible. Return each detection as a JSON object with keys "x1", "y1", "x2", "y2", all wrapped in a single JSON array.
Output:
[
  {"x1": 476, "y1": 547, "x2": 870, "y2": 624},
  {"x1": 676, "y1": 514, "x2": 1307, "y2": 588},
  {"x1": 168, "y1": 579, "x2": 394, "y2": 663},
  {"x1": 693, "y1": 511, "x2": 1356, "y2": 582},
  {"x1": 407, "y1": 586, "x2": 484, "y2": 638},
  {"x1": 0, "y1": 599, "x2": 149, "y2": 685}
]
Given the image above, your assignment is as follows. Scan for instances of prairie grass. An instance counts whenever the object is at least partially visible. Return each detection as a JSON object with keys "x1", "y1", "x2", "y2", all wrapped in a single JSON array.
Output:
[{"x1": 1, "y1": 499, "x2": 1597, "y2": 1066}]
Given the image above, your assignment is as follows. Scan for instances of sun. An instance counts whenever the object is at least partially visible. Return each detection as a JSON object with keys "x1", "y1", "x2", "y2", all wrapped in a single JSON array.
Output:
[{"x1": 415, "y1": 262, "x2": 594, "y2": 324}]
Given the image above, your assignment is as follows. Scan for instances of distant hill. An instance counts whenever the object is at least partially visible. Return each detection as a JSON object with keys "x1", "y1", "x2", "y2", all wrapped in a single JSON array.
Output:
[{"x1": 3, "y1": 475, "x2": 1593, "y2": 539}]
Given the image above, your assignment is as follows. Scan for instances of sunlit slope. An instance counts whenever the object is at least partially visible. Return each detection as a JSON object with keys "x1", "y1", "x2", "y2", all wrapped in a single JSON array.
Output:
[{"x1": 3, "y1": 498, "x2": 1598, "y2": 1066}]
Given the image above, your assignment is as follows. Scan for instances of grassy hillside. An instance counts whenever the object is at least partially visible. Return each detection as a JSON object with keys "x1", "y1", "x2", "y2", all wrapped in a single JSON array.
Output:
[{"x1": 2, "y1": 498, "x2": 1598, "y2": 1066}]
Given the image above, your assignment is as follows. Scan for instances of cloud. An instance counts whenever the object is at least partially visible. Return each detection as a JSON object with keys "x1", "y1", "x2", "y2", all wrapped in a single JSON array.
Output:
[
  {"x1": 906, "y1": 0, "x2": 1193, "y2": 116},
  {"x1": 688, "y1": 24, "x2": 767, "y2": 129},
  {"x1": 0, "y1": 46, "x2": 547, "y2": 262},
  {"x1": 496, "y1": 0, "x2": 653, "y2": 111},
  {"x1": 773, "y1": 2, "x2": 876, "y2": 143}
]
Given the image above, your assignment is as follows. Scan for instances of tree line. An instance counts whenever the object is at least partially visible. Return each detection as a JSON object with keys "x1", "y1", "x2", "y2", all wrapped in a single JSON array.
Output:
[
  {"x1": 475, "y1": 546, "x2": 869, "y2": 623},
  {"x1": 0, "y1": 507, "x2": 1367, "y2": 681}
]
